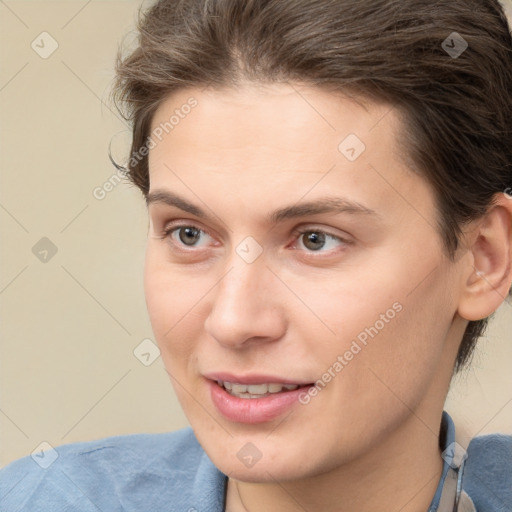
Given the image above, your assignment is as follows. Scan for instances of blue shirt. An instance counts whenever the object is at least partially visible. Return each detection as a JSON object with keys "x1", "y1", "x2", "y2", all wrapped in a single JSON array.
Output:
[{"x1": 0, "y1": 411, "x2": 510, "y2": 511}]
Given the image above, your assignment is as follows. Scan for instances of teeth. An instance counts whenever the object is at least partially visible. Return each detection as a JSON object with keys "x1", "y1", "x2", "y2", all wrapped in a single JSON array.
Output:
[
  {"x1": 231, "y1": 383, "x2": 248, "y2": 394},
  {"x1": 218, "y1": 381, "x2": 300, "y2": 398},
  {"x1": 247, "y1": 384, "x2": 269, "y2": 394}
]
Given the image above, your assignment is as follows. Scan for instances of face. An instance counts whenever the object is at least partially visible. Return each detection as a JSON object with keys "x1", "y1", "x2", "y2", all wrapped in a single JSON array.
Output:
[{"x1": 144, "y1": 83, "x2": 465, "y2": 482}]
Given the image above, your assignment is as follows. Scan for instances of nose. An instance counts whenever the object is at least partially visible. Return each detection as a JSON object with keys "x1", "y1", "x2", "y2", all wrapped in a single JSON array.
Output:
[{"x1": 203, "y1": 252, "x2": 287, "y2": 349}]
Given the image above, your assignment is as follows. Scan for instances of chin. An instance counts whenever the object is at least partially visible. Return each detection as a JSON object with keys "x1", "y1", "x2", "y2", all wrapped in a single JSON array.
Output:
[
  {"x1": 218, "y1": 458, "x2": 308, "y2": 483},
  {"x1": 201, "y1": 435, "x2": 323, "y2": 483}
]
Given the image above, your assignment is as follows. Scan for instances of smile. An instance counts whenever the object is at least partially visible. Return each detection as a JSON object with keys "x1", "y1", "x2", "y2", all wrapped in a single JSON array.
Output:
[
  {"x1": 209, "y1": 378, "x2": 314, "y2": 423},
  {"x1": 218, "y1": 380, "x2": 300, "y2": 398}
]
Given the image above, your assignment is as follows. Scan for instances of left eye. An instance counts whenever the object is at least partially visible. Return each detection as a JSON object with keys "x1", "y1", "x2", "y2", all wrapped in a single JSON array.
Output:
[
  {"x1": 165, "y1": 225, "x2": 213, "y2": 248},
  {"x1": 294, "y1": 229, "x2": 346, "y2": 252}
]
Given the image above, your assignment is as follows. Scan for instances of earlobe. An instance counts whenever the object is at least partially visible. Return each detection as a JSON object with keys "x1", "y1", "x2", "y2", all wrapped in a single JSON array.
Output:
[{"x1": 457, "y1": 192, "x2": 512, "y2": 322}]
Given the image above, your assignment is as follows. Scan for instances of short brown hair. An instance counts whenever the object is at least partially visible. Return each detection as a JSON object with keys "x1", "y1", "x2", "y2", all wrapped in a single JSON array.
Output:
[{"x1": 111, "y1": 0, "x2": 512, "y2": 372}]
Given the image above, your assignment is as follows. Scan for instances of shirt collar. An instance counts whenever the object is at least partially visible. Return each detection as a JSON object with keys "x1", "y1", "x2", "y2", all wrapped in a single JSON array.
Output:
[{"x1": 428, "y1": 410, "x2": 457, "y2": 511}]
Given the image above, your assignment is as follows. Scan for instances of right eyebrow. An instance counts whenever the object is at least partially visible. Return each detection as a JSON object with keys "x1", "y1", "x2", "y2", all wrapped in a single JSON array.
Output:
[{"x1": 146, "y1": 190, "x2": 210, "y2": 219}]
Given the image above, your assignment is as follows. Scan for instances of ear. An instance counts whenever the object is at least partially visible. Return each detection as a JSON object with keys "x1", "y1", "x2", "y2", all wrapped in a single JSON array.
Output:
[{"x1": 457, "y1": 192, "x2": 512, "y2": 321}]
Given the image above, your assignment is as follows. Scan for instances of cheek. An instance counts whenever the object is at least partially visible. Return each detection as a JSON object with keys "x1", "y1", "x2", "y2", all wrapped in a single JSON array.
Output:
[
  {"x1": 143, "y1": 248, "x2": 203, "y2": 361},
  {"x1": 295, "y1": 256, "x2": 457, "y2": 400},
  {"x1": 336, "y1": 269, "x2": 457, "y2": 413},
  {"x1": 282, "y1": 265, "x2": 404, "y2": 355}
]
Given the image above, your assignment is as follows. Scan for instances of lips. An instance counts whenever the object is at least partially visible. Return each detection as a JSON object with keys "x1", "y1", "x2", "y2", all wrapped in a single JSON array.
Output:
[
  {"x1": 204, "y1": 372, "x2": 312, "y2": 387},
  {"x1": 205, "y1": 373, "x2": 314, "y2": 423}
]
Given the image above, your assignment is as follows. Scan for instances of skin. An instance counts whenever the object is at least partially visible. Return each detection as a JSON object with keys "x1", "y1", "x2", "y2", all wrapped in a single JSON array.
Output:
[{"x1": 144, "y1": 82, "x2": 512, "y2": 512}]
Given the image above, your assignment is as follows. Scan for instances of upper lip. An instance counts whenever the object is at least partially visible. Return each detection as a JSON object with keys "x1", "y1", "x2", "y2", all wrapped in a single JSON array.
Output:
[{"x1": 204, "y1": 372, "x2": 312, "y2": 386}]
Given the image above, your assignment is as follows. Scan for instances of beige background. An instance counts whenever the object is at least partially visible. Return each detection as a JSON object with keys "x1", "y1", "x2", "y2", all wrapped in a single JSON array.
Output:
[{"x1": 1, "y1": 0, "x2": 511, "y2": 467}]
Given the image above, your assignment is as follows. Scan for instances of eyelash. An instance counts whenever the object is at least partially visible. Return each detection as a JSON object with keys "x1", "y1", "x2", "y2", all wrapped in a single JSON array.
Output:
[
  {"x1": 160, "y1": 222, "x2": 350, "y2": 256},
  {"x1": 291, "y1": 227, "x2": 350, "y2": 254}
]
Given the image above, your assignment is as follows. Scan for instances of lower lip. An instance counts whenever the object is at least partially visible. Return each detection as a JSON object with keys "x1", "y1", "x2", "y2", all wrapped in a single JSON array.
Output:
[{"x1": 208, "y1": 380, "x2": 312, "y2": 424}]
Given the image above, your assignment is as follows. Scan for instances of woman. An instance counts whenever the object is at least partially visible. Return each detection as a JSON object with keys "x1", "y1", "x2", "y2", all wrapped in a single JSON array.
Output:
[{"x1": 1, "y1": 0, "x2": 512, "y2": 510}]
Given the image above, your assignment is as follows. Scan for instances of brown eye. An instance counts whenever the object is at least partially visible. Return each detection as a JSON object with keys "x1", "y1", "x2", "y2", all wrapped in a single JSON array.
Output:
[
  {"x1": 162, "y1": 224, "x2": 213, "y2": 249},
  {"x1": 301, "y1": 231, "x2": 327, "y2": 251},
  {"x1": 293, "y1": 227, "x2": 350, "y2": 255},
  {"x1": 178, "y1": 226, "x2": 202, "y2": 246}
]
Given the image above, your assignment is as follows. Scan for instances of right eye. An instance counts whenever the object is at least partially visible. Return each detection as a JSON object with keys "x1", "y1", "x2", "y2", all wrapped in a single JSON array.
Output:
[{"x1": 162, "y1": 224, "x2": 215, "y2": 249}]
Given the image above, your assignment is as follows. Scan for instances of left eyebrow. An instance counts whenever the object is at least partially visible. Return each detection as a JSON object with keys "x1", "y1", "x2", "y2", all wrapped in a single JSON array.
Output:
[
  {"x1": 146, "y1": 190, "x2": 379, "y2": 224},
  {"x1": 268, "y1": 197, "x2": 380, "y2": 224}
]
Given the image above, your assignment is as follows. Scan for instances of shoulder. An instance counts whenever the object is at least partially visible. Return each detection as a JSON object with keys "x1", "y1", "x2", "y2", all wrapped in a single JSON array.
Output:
[
  {"x1": 0, "y1": 428, "x2": 226, "y2": 512},
  {"x1": 464, "y1": 432, "x2": 512, "y2": 511}
]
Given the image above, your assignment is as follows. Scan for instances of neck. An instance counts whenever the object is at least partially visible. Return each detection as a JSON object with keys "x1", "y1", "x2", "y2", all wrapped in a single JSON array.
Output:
[{"x1": 226, "y1": 411, "x2": 445, "y2": 512}]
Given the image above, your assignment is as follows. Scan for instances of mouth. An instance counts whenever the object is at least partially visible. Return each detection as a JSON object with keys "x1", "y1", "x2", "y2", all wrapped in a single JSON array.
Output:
[
  {"x1": 207, "y1": 376, "x2": 315, "y2": 423},
  {"x1": 216, "y1": 380, "x2": 307, "y2": 399}
]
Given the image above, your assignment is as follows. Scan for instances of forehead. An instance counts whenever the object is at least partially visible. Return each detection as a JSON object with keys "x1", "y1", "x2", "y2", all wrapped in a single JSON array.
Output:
[
  {"x1": 149, "y1": 83, "x2": 403, "y2": 162},
  {"x1": 146, "y1": 83, "x2": 435, "y2": 230},
  {"x1": 149, "y1": 83, "x2": 408, "y2": 182}
]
